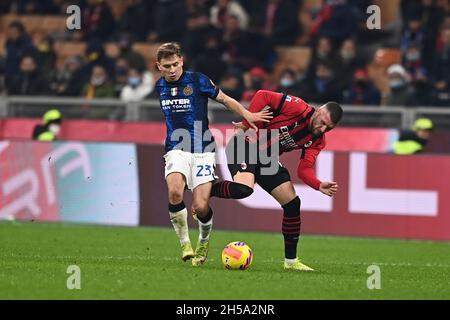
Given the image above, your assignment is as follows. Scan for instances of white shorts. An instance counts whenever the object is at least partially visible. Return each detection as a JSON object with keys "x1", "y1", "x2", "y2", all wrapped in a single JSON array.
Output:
[{"x1": 164, "y1": 150, "x2": 217, "y2": 190}]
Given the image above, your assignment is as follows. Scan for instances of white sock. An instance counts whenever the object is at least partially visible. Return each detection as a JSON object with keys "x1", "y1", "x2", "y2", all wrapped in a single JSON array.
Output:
[
  {"x1": 198, "y1": 217, "x2": 213, "y2": 244},
  {"x1": 285, "y1": 257, "x2": 298, "y2": 264},
  {"x1": 169, "y1": 208, "x2": 190, "y2": 245}
]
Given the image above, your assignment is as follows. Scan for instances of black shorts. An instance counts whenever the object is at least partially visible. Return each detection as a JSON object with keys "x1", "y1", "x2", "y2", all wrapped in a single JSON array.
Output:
[{"x1": 225, "y1": 134, "x2": 291, "y2": 194}]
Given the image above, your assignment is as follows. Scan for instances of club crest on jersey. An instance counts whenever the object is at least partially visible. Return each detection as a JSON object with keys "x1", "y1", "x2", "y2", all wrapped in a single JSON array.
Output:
[
  {"x1": 240, "y1": 162, "x2": 247, "y2": 170},
  {"x1": 183, "y1": 85, "x2": 193, "y2": 96},
  {"x1": 304, "y1": 140, "x2": 313, "y2": 148},
  {"x1": 170, "y1": 87, "x2": 178, "y2": 96}
]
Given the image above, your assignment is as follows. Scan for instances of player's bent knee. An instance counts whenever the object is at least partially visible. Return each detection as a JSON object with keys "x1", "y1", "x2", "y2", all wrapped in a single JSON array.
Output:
[
  {"x1": 232, "y1": 183, "x2": 254, "y2": 199},
  {"x1": 282, "y1": 196, "x2": 301, "y2": 215},
  {"x1": 168, "y1": 189, "x2": 184, "y2": 204},
  {"x1": 191, "y1": 202, "x2": 209, "y2": 216}
]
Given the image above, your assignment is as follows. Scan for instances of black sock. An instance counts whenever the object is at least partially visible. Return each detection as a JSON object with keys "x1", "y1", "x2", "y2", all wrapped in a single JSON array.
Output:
[
  {"x1": 197, "y1": 207, "x2": 213, "y2": 224},
  {"x1": 168, "y1": 201, "x2": 185, "y2": 213},
  {"x1": 211, "y1": 181, "x2": 253, "y2": 199},
  {"x1": 282, "y1": 197, "x2": 301, "y2": 259}
]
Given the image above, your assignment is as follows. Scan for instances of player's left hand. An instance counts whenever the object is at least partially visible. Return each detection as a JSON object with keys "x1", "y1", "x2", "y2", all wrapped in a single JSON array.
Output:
[
  {"x1": 319, "y1": 181, "x2": 338, "y2": 197},
  {"x1": 243, "y1": 108, "x2": 273, "y2": 131}
]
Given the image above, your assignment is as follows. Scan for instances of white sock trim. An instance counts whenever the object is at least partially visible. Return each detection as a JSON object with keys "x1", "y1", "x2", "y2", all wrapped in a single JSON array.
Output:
[{"x1": 285, "y1": 258, "x2": 298, "y2": 264}]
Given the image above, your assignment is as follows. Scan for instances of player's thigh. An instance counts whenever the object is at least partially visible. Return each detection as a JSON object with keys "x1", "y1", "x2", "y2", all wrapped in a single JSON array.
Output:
[
  {"x1": 164, "y1": 150, "x2": 190, "y2": 196},
  {"x1": 270, "y1": 181, "x2": 297, "y2": 206},
  {"x1": 226, "y1": 135, "x2": 257, "y2": 189},
  {"x1": 166, "y1": 172, "x2": 186, "y2": 192},
  {"x1": 257, "y1": 165, "x2": 293, "y2": 205},
  {"x1": 232, "y1": 171, "x2": 255, "y2": 189}
]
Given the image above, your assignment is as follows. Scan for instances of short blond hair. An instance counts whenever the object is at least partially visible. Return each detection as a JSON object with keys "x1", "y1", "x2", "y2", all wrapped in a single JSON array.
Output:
[{"x1": 157, "y1": 42, "x2": 182, "y2": 62}]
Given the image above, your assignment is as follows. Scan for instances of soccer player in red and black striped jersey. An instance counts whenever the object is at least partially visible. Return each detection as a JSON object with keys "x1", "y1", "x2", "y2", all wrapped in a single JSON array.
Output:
[{"x1": 214, "y1": 89, "x2": 343, "y2": 271}]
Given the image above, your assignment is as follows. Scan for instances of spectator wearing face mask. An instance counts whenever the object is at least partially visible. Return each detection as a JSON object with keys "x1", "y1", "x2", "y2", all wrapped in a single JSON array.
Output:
[
  {"x1": 82, "y1": 65, "x2": 115, "y2": 98},
  {"x1": 343, "y1": 68, "x2": 380, "y2": 105},
  {"x1": 335, "y1": 38, "x2": 366, "y2": 91},
  {"x1": 241, "y1": 67, "x2": 275, "y2": 102},
  {"x1": 401, "y1": 17, "x2": 425, "y2": 59},
  {"x1": 403, "y1": 43, "x2": 427, "y2": 77},
  {"x1": 120, "y1": 67, "x2": 154, "y2": 102},
  {"x1": 277, "y1": 68, "x2": 301, "y2": 96},
  {"x1": 384, "y1": 64, "x2": 414, "y2": 106},
  {"x1": 32, "y1": 109, "x2": 63, "y2": 141}
]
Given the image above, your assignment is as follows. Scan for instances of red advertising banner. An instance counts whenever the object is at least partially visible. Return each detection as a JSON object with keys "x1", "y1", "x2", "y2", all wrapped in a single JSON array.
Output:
[
  {"x1": 1, "y1": 118, "x2": 396, "y2": 152},
  {"x1": 138, "y1": 144, "x2": 450, "y2": 241}
]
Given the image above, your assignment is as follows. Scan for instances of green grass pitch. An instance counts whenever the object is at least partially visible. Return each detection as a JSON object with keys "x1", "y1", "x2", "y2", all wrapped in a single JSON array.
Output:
[{"x1": 1, "y1": 221, "x2": 450, "y2": 299}]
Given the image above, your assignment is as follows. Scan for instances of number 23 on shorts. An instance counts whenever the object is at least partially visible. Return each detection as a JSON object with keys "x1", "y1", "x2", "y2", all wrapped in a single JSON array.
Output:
[{"x1": 196, "y1": 165, "x2": 213, "y2": 177}]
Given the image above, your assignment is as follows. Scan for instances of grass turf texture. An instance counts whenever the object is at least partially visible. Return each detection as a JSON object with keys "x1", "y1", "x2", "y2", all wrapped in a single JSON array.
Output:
[{"x1": 1, "y1": 221, "x2": 450, "y2": 299}]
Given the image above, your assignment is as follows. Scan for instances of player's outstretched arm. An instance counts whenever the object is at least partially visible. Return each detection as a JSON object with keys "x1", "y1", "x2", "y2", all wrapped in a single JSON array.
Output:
[
  {"x1": 215, "y1": 90, "x2": 272, "y2": 131},
  {"x1": 297, "y1": 146, "x2": 338, "y2": 196}
]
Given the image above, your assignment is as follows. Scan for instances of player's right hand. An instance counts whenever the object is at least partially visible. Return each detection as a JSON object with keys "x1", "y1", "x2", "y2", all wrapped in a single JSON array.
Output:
[
  {"x1": 242, "y1": 108, "x2": 273, "y2": 131},
  {"x1": 319, "y1": 181, "x2": 338, "y2": 197},
  {"x1": 252, "y1": 107, "x2": 273, "y2": 123}
]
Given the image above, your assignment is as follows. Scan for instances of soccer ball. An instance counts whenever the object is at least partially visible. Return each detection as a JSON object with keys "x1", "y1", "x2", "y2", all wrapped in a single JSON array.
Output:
[{"x1": 222, "y1": 241, "x2": 253, "y2": 270}]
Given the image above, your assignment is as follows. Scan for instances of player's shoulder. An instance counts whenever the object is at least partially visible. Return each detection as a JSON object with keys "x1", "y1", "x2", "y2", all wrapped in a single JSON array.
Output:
[
  {"x1": 285, "y1": 94, "x2": 313, "y2": 114},
  {"x1": 194, "y1": 72, "x2": 218, "y2": 90},
  {"x1": 179, "y1": 71, "x2": 206, "y2": 85},
  {"x1": 183, "y1": 70, "x2": 205, "y2": 80},
  {"x1": 183, "y1": 70, "x2": 196, "y2": 78}
]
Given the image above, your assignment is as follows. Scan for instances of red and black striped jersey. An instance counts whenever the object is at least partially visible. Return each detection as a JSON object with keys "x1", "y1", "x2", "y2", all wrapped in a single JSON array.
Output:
[{"x1": 241, "y1": 90, "x2": 325, "y2": 190}]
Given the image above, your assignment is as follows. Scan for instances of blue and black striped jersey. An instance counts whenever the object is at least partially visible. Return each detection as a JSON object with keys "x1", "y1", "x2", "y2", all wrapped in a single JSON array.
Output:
[{"x1": 156, "y1": 71, "x2": 219, "y2": 153}]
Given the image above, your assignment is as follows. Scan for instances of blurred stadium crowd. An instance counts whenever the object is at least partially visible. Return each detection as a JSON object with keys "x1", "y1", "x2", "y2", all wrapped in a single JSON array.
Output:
[{"x1": 0, "y1": 0, "x2": 450, "y2": 108}]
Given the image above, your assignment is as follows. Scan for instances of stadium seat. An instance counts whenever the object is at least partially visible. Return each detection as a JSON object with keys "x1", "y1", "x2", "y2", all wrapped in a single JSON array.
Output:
[
  {"x1": 54, "y1": 42, "x2": 86, "y2": 70},
  {"x1": 373, "y1": 48, "x2": 402, "y2": 68},
  {"x1": 368, "y1": 63, "x2": 390, "y2": 95},
  {"x1": 273, "y1": 46, "x2": 311, "y2": 81},
  {"x1": 373, "y1": 0, "x2": 401, "y2": 28},
  {"x1": 133, "y1": 43, "x2": 161, "y2": 70},
  {"x1": 367, "y1": 48, "x2": 402, "y2": 95},
  {"x1": 0, "y1": 14, "x2": 67, "y2": 35},
  {"x1": 105, "y1": 42, "x2": 161, "y2": 70}
]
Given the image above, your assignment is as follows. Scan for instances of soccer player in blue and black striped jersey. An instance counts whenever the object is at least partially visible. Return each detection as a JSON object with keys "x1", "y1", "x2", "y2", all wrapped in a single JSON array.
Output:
[{"x1": 155, "y1": 42, "x2": 272, "y2": 266}]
